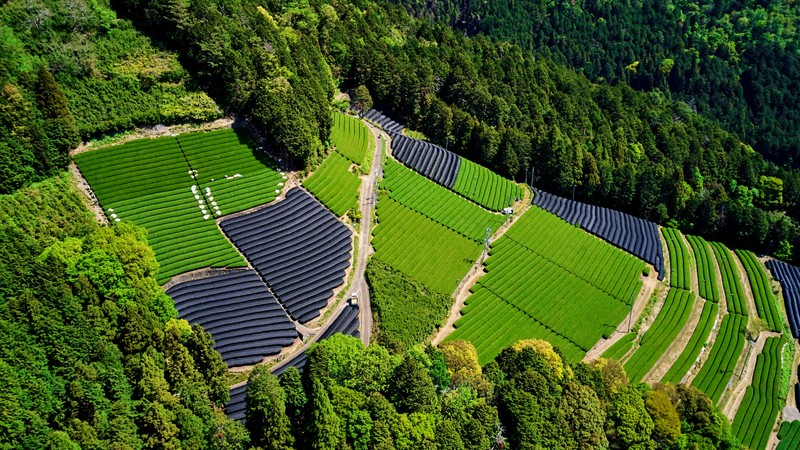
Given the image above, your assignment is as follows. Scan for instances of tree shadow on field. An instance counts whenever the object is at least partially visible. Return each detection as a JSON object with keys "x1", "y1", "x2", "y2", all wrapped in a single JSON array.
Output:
[{"x1": 230, "y1": 124, "x2": 281, "y2": 171}]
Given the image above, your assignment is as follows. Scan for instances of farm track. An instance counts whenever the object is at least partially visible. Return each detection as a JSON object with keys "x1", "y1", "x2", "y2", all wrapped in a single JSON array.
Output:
[
  {"x1": 583, "y1": 269, "x2": 660, "y2": 362},
  {"x1": 721, "y1": 331, "x2": 781, "y2": 420},
  {"x1": 431, "y1": 183, "x2": 532, "y2": 346},
  {"x1": 643, "y1": 293, "x2": 705, "y2": 383},
  {"x1": 69, "y1": 162, "x2": 108, "y2": 225}
]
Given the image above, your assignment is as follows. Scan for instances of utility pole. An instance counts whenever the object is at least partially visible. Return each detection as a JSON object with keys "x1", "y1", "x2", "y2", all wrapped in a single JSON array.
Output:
[
  {"x1": 482, "y1": 226, "x2": 491, "y2": 264},
  {"x1": 572, "y1": 184, "x2": 577, "y2": 202}
]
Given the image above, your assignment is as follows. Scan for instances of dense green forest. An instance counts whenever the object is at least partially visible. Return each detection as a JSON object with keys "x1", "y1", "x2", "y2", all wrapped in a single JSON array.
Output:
[
  {"x1": 392, "y1": 0, "x2": 800, "y2": 169},
  {"x1": 0, "y1": 0, "x2": 221, "y2": 192},
  {"x1": 243, "y1": 334, "x2": 740, "y2": 449},
  {"x1": 0, "y1": 176, "x2": 247, "y2": 448},
  {"x1": 105, "y1": 0, "x2": 800, "y2": 264}
]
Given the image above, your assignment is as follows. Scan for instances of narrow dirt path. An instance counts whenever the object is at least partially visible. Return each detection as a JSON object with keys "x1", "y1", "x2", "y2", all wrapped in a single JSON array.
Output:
[
  {"x1": 721, "y1": 331, "x2": 782, "y2": 419},
  {"x1": 681, "y1": 232, "x2": 701, "y2": 296},
  {"x1": 643, "y1": 294, "x2": 706, "y2": 383},
  {"x1": 69, "y1": 162, "x2": 108, "y2": 225},
  {"x1": 732, "y1": 250, "x2": 760, "y2": 321},
  {"x1": 431, "y1": 186, "x2": 531, "y2": 346},
  {"x1": 583, "y1": 270, "x2": 660, "y2": 362}
]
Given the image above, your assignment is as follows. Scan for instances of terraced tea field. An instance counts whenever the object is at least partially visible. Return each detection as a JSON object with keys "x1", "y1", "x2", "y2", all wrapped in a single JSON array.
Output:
[
  {"x1": 372, "y1": 196, "x2": 482, "y2": 294},
  {"x1": 452, "y1": 158, "x2": 523, "y2": 211},
  {"x1": 75, "y1": 134, "x2": 250, "y2": 283},
  {"x1": 331, "y1": 112, "x2": 371, "y2": 165},
  {"x1": 447, "y1": 206, "x2": 645, "y2": 364},
  {"x1": 380, "y1": 159, "x2": 503, "y2": 241},
  {"x1": 304, "y1": 150, "x2": 361, "y2": 217}
]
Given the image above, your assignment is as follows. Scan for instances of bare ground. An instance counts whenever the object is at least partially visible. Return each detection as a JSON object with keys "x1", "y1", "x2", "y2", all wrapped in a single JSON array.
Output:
[
  {"x1": 643, "y1": 294, "x2": 705, "y2": 383},
  {"x1": 680, "y1": 232, "x2": 701, "y2": 295},
  {"x1": 732, "y1": 250, "x2": 760, "y2": 322},
  {"x1": 70, "y1": 118, "x2": 235, "y2": 156},
  {"x1": 583, "y1": 270, "x2": 660, "y2": 362},
  {"x1": 431, "y1": 186, "x2": 531, "y2": 346},
  {"x1": 69, "y1": 162, "x2": 108, "y2": 225},
  {"x1": 721, "y1": 331, "x2": 781, "y2": 419}
]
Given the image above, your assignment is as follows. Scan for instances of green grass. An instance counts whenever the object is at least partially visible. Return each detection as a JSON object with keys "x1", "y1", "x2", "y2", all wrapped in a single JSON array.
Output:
[
  {"x1": 778, "y1": 421, "x2": 800, "y2": 450},
  {"x1": 365, "y1": 259, "x2": 452, "y2": 352},
  {"x1": 663, "y1": 228, "x2": 691, "y2": 290},
  {"x1": 711, "y1": 242, "x2": 748, "y2": 315},
  {"x1": 403, "y1": 129, "x2": 428, "y2": 141},
  {"x1": 732, "y1": 336, "x2": 785, "y2": 450},
  {"x1": 601, "y1": 333, "x2": 636, "y2": 361},
  {"x1": 736, "y1": 249, "x2": 782, "y2": 331},
  {"x1": 179, "y1": 128, "x2": 284, "y2": 215},
  {"x1": 686, "y1": 235, "x2": 720, "y2": 302},
  {"x1": 661, "y1": 301, "x2": 719, "y2": 384},
  {"x1": 331, "y1": 112, "x2": 371, "y2": 165},
  {"x1": 446, "y1": 206, "x2": 644, "y2": 364},
  {"x1": 624, "y1": 289, "x2": 696, "y2": 382},
  {"x1": 74, "y1": 131, "x2": 280, "y2": 284},
  {"x1": 451, "y1": 158, "x2": 524, "y2": 211},
  {"x1": 381, "y1": 158, "x2": 504, "y2": 241},
  {"x1": 372, "y1": 195, "x2": 482, "y2": 294},
  {"x1": 304, "y1": 150, "x2": 362, "y2": 217},
  {"x1": 690, "y1": 313, "x2": 747, "y2": 403}
]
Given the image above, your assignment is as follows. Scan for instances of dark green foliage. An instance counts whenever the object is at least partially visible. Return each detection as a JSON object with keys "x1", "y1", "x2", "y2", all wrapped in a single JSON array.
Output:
[
  {"x1": 365, "y1": 259, "x2": 452, "y2": 352},
  {"x1": 0, "y1": 176, "x2": 244, "y2": 448},
  {"x1": 245, "y1": 366, "x2": 294, "y2": 450},
  {"x1": 387, "y1": 355, "x2": 438, "y2": 415}
]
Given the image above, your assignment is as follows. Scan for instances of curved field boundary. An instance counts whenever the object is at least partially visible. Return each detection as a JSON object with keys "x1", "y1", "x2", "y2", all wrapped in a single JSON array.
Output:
[
  {"x1": 390, "y1": 133, "x2": 461, "y2": 188},
  {"x1": 220, "y1": 188, "x2": 352, "y2": 323},
  {"x1": 452, "y1": 158, "x2": 523, "y2": 211},
  {"x1": 767, "y1": 258, "x2": 800, "y2": 337},
  {"x1": 778, "y1": 421, "x2": 800, "y2": 450},
  {"x1": 532, "y1": 189, "x2": 664, "y2": 279},
  {"x1": 226, "y1": 303, "x2": 360, "y2": 422},
  {"x1": 691, "y1": 313, "x2": 747, "y2": 403},
  {"x1": 686, "y1": 235, "x2": 720, "y2": 302},
  {"x1": 711, "y1": 242, "x2": 748, "y2": 315},
  {"x1": 331, "y1": 112, "x2": 371, "y2": 165},
  {"x1": 380, "y1": 158, "x2": 503, "y2": 242},
  {"x1": 178, "y1": 128, "x2": 284, "y2": 215},
  {"x1": 446, "y1": 206, "x2": 644, "y2": 364},
  {"x1": 166, "y1": 270, "x2": 297, "y2": 367},
  {"x1": 505, "y1": 207, "x2": 645, "y2": 301},
  {"x1": 732, "y1": 336, "x2": 785, "y2": 450},
  {"x1": 74, "y1": 134, "x2": 247, "y2": 284},
  {"x1": 601, "y1": 333, "x2": 636, "y2": 361},
  {"x1": 623, "y1": 289, "x2": 696, "y2": 382},
  {"x1": 661, "y1": 301, "x2": 719, "y2": 384},
  {"x1": 372, "y1": 196, "x2": 482, "y2": 295},
  {"x1": 663, "y1": 228, "x2": 691, "y2": 290},
  {"x1": 303, "y1": 150, "x2": 361, "y2": 217},
  {"x1": 739, "y1": 250, "x2": 781, "y2": 331}
]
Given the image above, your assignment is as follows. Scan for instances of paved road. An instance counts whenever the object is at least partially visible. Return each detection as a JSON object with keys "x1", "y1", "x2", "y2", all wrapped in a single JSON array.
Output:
[{"x1": 350, "y1": 122, "x2": 386, "y2": 345}]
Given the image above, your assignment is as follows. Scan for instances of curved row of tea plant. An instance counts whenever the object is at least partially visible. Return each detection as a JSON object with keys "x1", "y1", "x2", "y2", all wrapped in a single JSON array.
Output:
[
  {"x1": 662, "y1": 301, "x2": 720, "y2": 384},
  {"x1": 686, "y1": 235, "x2": 720, "y2": 302},
  {"x1": 738, "y1": 249, "x2": 782, "y2": 331},
  {"x1": 663, "y1": 228, "x2": 691, "y2": 290},
  {"x1": 304, "y1": 150, "x2": 362, "y2": 217}
]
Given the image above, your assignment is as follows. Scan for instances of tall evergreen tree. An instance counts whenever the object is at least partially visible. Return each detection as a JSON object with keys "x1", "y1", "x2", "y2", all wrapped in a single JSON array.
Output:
[{"x1": 245, "y1": 366, "x2": 294, "y2": 450}]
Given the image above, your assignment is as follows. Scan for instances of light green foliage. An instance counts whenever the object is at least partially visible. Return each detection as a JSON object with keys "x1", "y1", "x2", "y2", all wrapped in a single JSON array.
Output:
[
  {"x1": 331, "y1": 112, "x2": 371, "y2": 165},
  {"x1": 448, "y1": 207, "x2": 644, "y2": 364},
  {"x1": 711, "y1": 242, "x2": 748, "y2": 315},
  {"x1": 452, "y1": 158, "x2": 523, "y2": 211},
  {"x1": 607, "y1": 386, "x2": 655, "y2": 449},
  {"x1": 624, "y1": 289, "x2": 695, "y2": 382},
  {"x1": 602, "y1": 333, "x2": 636, "y2": 362},
  {"x1": 661, "y1": 301, "x2": 719, "y2": 384},
  {"x1": 179, "y1": 128, "x2": 284, "y2": 214},
  {"x1": 691, "y1": 314, "x2": 747, "y2": 403},
  {"x1": 732, "y1": 336, "x2": 785, "y2": 450},
  {"x1": 304, "y1": 150, "x2": 361, "y2": 217},
  {"x1": 74, "y1": 130, "x2": 292, "y2": 283},
  {"x1": 686, "y1": 235, "x2": 720, "y2": 302},
  {"x1": 663, "y1": 228, "x2": 691, "y2": 290},
  {"x1": 736, "y1": 249, "x2": 781, "y2": 330},
  {"x1": 381, "y1": 158, "x2": 503, "y2": 242},
  {"x1": 372, "y1": 195, "x2": 482, "y2": 294},
  {"x1": 365, "y1": 259, "x2": 452, "y2": 352}
]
